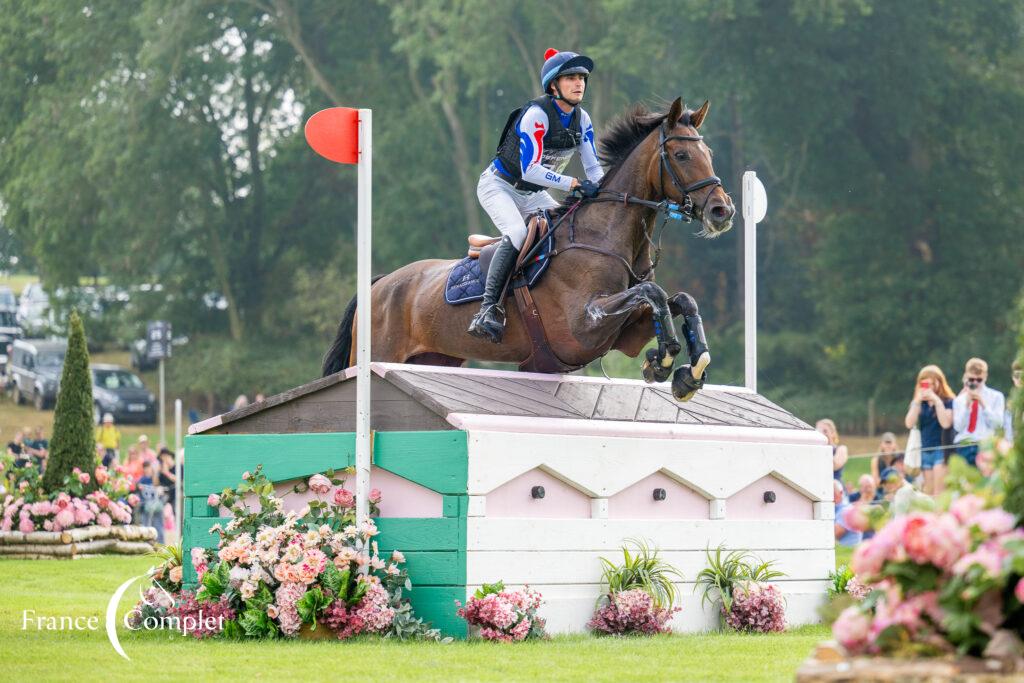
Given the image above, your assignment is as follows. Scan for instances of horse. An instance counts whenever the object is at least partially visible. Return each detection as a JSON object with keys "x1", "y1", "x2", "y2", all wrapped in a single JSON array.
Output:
[{"x1": 321, "y1": 97, "x2": 736, "y2": 401}]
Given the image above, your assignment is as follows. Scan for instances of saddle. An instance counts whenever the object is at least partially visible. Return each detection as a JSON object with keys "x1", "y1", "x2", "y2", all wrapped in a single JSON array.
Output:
[{"x1": 444, "y1": 214, "x2": 581, "y2": 374}]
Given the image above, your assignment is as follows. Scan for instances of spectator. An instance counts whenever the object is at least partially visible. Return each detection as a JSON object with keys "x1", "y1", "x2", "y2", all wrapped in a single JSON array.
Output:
[
  {"x1": 95, "y1": 413, "x2": 121, "y2": 467},
  {"x1": 953, "y1": 358, "x2": 1005, "y2": 467},
  {"x1": 904, "y1": 365, "x2": 954, "y2": 495},
  {"x1": 135, "y1": 434, "x2": 157, "y2": 465},
  {"x1": 7, "y1": 430, "x2": 27, "y2": 468},
  {"x1": 124, "y1": 445, "x2": 144, "y2": 483},
  {"x1": 232, "y1": 394, "x2": 249, "y2": 411},
  {"x1": 869, "y1": 432, "x2": 902, "y2": 487},
  {"x1": 848, "y1": 474, "x2": 879, "y2": 503},
  {"x1": 816, "y1": 419, "x2": 848, "y2": 482},
  {"x1": 136, "y1": 461, "x2": 165, "y2": 543},
  {"x1": 833, "y1": 481, "x2": 862, "y2": 547},
  {"x1": 27, "y1": 426, "x2": 49, "y2": 471},
  {"x1": 157, "y1": 449, "x2": 177, "y2": 488},
  {"x1": 880, "y1": 467, "x2": 925, "y2": 517},
  {"x1": 1005, "y1": 359, "x2": 1021, "y2": 441},
  {"x1": 254, "y1": 392, "x2": 266, "y2": 403}
]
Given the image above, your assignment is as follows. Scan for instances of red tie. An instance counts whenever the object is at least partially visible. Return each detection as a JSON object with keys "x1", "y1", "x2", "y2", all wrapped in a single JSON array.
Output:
[{"x1": 968, "y1": 399, "x2": 979, "y2": 433}]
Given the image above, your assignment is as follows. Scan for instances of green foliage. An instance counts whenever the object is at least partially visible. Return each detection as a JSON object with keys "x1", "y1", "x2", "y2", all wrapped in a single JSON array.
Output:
[
  {"x1": 295, "y1": 587, "x2": 331, "y2": 630},
  {"x1": 198, "y1": 562, "x2": 231, "y2": 604},
  {"x1": 827, "y1": 564, "x2": 855, "y2": 599},
  {"x1": 695, "y1": 545, "x2": 785, "y2": 616},
  {"x1": 1004, "y1": 291, "x2": 1024, "y2": 522},
  {"x1": 596, "y1": 538, "x2": 684, "y2": 609},
  {"x1": 41, "y1": 311, "x2": 96, "y2": 492},
  {"x1": 239, "y1": 607, "x2": 280, "y2": 639},
  {"x1": 473, "y1": 581, "x2": 505, "y2": 600}
]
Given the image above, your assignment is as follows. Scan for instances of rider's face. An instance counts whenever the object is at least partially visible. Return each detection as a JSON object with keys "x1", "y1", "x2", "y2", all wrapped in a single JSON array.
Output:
[{"x1": 554, "y1": 74, "x2": 586, "y2": 104}]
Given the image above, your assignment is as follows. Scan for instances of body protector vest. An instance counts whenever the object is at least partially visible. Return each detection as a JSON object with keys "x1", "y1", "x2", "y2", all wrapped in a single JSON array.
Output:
[{"x1": 494, "y1": 96, "x2": 583, "y2": 193}]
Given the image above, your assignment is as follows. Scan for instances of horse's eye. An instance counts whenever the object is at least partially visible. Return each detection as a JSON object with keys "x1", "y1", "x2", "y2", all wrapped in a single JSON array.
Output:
[{"x1": 673, "y1": 151, "x2": 690, "y2": 161}]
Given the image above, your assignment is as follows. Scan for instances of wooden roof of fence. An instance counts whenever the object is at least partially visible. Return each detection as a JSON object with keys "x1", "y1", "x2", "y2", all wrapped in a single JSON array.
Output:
[{"x1": 190, "y1": 363, "x2": 812, "y2": 436}]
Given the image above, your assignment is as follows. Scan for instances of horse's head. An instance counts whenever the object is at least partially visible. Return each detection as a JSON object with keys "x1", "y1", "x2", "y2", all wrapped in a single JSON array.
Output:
[{"x1": 648, "y1": 97, "x2": 735, "y2": 238}]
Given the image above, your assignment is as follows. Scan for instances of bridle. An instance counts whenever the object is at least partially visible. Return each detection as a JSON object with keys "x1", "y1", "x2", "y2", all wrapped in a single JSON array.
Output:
[
  {"x1": 656, "y1": 124, "x2": 722, "y2": 222},
  {"x1": 514, "y1": 119, "x2": 727, "y2": 285}
]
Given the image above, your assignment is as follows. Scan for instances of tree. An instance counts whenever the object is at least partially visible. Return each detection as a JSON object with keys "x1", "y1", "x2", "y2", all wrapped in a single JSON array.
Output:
[{"x1": 42, "y1": 311, "x2": 96, "y2": 492}]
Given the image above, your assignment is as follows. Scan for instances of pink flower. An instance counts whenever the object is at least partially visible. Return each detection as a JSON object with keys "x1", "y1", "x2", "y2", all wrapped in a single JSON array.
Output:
[
  {"x1": 390, "y1": 550, "x2": 405, "y2": 564},
  {"x1": 901, "y1": 514, "x2": 934, "y2": 565},
  {"x1": 922, "y1": 514, "x2": 969, "y2": 570},
  {"x1": 78, "y1": 472, "x2": 90, "y2": 485},
  {"x1": 369, "y1": 488, "x2": 382, "y2": 504},
  {"x1": 843, "y1": 505, "x2": 870, "y2": 533},
  {"x1": 971, "y1": 509, "x2": 1016, "y2": 536},
  {"x1": 18, "y1": 517, "x2": 34, "y2": 533},
  {"x1": 308, "y1": 474, "x2": 331, "y2": 496},
  {"x1": 73, "y1": 507, "x2": 93, "y2": 525},
  {"x1": 97, "y1": 512, "x2": 112, "y2": 528},
  {"x1": 950, "y1": 494, "x2": 985, "y2": 523},
  {"x1": 833, "y1": 607, "x2": 871, "y2": 653},
  {"x1": 94, "y1": 467, "x2": 109, "y2": 486},
  {"x1": 169, "y1": 566, "x2": 183, "y2": 584},
  {"x1": 55, "y1": 509, "x2": 75, "y2": 529},
  {"x1": 332, "y1": 488, "x2": 354, "y2": 508},
  {"x1": 127, "y1": 494, "x2": 140, "y2": 508},
  {"x1": 953, "y1": 542, "x2": 1008, "y2": 578},
  {"x1": 242, "y1": 471, "x2": 252, "y2": 481},
  {"x1": 1016, "y1": 578, "x2": 1024, "y2": 604},
  {"x1": 207, "y1": 494, "x2": 221, "y2": 508}
]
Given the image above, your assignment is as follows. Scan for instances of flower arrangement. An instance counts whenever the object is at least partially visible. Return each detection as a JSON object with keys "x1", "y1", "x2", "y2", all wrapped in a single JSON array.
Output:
[
  {"x1": 832, "y1": 495, "x2": 1024, "y2": 657},
  {"x1": 695, "y1": 545, "x2": 786, "y2": 633},
  {"x1": 0, "y1": 458, "x2": 135, "y2": 533},
  {"x1": 138, "y1": 466, "x2": 440, "y2": 641},
  {"x1": 724, "y1": 582, "x2": 786, "y2": 633},
  {"x1": 456, "y1": 581, "x2": 546, "y2": 642},
  {"x1": 588, "y1": 539, "x2": 682, "y2": 636},
  {"x1": 828, "y1": 565, "x2": 870, "y2": 601}
]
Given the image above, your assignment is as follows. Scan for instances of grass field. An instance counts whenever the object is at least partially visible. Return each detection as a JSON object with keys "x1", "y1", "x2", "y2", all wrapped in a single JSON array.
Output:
[
  {"x1": 0, "y1": 273, "x2": 39, "y2": 297},
  {"x1": 0, "y1": 555, "x2": 832, "y2": 682}
]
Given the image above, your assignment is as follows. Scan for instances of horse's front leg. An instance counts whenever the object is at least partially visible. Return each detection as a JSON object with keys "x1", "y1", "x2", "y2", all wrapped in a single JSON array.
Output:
[
  {"x1": 584, "y1": 281, "x2": 680, "y2": 383},
  {"x1": 667, "y1": 291, "x2": 711, "y2": 401}
]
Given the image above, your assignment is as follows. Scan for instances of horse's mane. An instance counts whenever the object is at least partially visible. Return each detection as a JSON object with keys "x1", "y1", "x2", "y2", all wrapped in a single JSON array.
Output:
[{"x1": 550, "y1": 102, "x2": 693, "y2": 213}]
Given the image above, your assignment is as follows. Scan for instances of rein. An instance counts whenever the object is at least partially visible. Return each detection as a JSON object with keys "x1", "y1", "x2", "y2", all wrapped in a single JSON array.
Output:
[{"x1": 515, "y1": 123, "x2": 723, "y2": 285}]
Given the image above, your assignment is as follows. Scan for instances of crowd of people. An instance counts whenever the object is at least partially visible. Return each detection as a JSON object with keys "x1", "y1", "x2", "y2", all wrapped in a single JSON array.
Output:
[
  {"x1": 4, "y1": 413, "x2": 180, "y2": 543},
  {"x1": 826, "y1": 356, "x2": 1021, "y2": 547}
]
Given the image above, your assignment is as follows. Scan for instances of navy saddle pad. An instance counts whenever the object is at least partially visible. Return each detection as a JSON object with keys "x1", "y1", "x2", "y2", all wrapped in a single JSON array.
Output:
[{"x1": 444, "y1": 229, "x2": 555, "y2": 305}]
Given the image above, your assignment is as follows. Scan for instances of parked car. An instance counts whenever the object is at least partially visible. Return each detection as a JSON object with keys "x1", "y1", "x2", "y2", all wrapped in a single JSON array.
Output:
[
  {"x1": 17, "y1": 283, "x2": 49, "y2": 335},
  {"x1": 0, "y1": 286, "x2": 16, "y2": 310},
  {"x1": 0, "y1": 309, "x2": 23, "y2": 378},
  {"x1": 91, "y1": 364, "x2": 156, "y2": 424},
  {"x1": 7, "y1": 338, "x2": 66, "y2": 410}
]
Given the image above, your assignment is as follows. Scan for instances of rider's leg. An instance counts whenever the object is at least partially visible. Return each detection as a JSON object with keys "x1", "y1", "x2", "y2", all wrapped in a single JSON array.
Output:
[{"x1": 468, "y1": 171, "x2": 528, "y2": 343}]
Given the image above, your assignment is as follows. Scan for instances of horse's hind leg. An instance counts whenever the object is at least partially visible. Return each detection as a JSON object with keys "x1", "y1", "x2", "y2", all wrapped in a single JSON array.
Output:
[{"x1": 667, "y1": 292, "x2": 711, "y2": 402}]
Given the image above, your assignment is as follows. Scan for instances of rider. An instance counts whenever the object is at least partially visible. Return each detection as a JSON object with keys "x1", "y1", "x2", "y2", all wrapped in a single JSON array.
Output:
[{"x1": 467, "y1": 48, "x2": 605, "y2": 343}]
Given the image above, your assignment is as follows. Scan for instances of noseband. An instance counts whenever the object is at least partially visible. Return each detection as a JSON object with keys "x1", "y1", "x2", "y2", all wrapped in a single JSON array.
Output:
[{"x1": 657, "y1": 125, "x2": 722, "y2": 222}]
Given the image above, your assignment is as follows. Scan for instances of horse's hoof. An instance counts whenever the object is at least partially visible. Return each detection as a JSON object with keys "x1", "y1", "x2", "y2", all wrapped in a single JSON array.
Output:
[
  {"x1": 642, "y1": 348, "x2": 673, "y2": 384},
  {"x1": 672, "y1": 358, "x2": 709, "y2": 402}
]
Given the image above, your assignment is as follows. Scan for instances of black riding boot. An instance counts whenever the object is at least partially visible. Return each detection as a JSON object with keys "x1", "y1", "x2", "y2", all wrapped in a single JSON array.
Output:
[{"x1": 467, "y1": 236, "x2": 520, "y2": 343}]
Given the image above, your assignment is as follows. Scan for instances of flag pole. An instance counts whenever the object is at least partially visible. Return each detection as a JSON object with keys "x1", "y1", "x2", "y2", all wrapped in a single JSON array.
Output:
[{"x1": 355, "y1": 109, "x2": 372, "y2": 528}]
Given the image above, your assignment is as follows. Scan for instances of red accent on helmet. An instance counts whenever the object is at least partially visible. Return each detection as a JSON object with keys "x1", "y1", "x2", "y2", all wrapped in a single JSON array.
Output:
[{"x1": 543, "y1": 48, "x2": 559, "y2": 61}]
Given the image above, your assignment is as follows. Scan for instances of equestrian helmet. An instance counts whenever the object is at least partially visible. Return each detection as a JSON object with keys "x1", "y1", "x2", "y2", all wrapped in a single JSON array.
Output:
[{"x1": 540, "y1": 48, "x2": 594, "y2": 93}]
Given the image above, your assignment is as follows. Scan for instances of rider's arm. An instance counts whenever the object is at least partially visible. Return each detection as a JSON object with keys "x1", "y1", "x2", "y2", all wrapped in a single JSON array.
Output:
[
  {"x1": 579, "y1": 110, "x2": 605, "y2": 184},
  {"x1": 517, "y1": 106, "x2": 575, "y2": 191}
]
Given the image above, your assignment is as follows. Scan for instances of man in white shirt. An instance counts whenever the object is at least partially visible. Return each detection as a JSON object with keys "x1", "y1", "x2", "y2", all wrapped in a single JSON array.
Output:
[{"x1": 952, "y1": 357, "x2": 1005, "y2": 467}]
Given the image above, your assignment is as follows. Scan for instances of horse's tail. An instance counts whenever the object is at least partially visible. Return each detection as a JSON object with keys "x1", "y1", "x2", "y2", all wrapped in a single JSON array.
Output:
[{"x1": 321, "y1": 275, "x2": 387, "y2": 377}]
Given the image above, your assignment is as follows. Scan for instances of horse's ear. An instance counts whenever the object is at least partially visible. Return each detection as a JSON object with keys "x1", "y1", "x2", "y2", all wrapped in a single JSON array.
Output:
[
  {"x1": 691, "y1": 100, "x2": 710, "y2": 129},
  {"x1": 665, "y1": 97, "x2": 684, "y2": 129}
]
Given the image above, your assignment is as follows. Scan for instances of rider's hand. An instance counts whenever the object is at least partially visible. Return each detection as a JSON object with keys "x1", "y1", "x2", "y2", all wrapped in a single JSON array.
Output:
[
  {"x1": 578, "y1": 179, "x2": 600, "y2": 198},
  {"x1": 569, "y1": 178, "x2": 580, "y2": 191}
]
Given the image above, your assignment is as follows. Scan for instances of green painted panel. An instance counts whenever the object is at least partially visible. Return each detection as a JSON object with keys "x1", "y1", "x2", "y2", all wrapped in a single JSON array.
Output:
[
  {"x1": 376, "y1": 518, "x2": 460, "y2": 552},
  {"x1": 442, "y1": 496, "x2": 460, "y2": 517},
  {"x1": 374, "y1": 431, "x2": 467, "y2": 494},
  {"x1": 398, "y1": 551, "x2": 461, "y2": 585},
  {"x1": 185, "y1": 516, "x2": 230, "y2": 550},
  {"x1": 185, "y1": 433, "x2": 355, "y2": 496},
  {"x1": 189, "y1": 497, "x2": 218, "y2": 518},
  {"x1": 405, "y1": 586, "x2": 466, "y2": 638}
]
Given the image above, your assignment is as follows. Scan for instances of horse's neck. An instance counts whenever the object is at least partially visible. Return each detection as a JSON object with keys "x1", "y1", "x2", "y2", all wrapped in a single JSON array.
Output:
[{"x1": 572, "y1": 144, "x2": 657, "y2": 270}]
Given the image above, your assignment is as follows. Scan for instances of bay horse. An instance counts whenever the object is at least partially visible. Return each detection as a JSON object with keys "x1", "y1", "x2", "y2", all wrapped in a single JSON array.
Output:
[{"x1": 321, "y1": 97, "x2": 735, "y2": 401}]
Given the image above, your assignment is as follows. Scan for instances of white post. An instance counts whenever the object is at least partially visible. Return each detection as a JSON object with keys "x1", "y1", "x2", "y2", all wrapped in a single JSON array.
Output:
[
  {"x1": 158, "y1": 358, "x2": 166, "y2": 445},
  {"x1": 742, "y1": 171, "x2": 767, "y2": 393},
  {"x1": 174, "y1": 398, "x2": 182, "y2": 542},
  {"x1": 355, "y1": 109, "x2": 372, "y2": 528}
]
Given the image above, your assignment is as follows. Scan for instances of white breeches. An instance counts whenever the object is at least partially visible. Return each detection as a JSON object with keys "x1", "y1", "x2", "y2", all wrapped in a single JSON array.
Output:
[{"x1": 477, "y1": 167, "x2": 559, "y2": 250}]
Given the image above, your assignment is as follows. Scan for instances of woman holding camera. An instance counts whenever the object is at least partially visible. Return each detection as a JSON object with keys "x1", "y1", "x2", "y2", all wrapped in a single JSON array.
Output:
[{"x1": 904, "y1": 365, "x2": 954, "y2": 495}]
